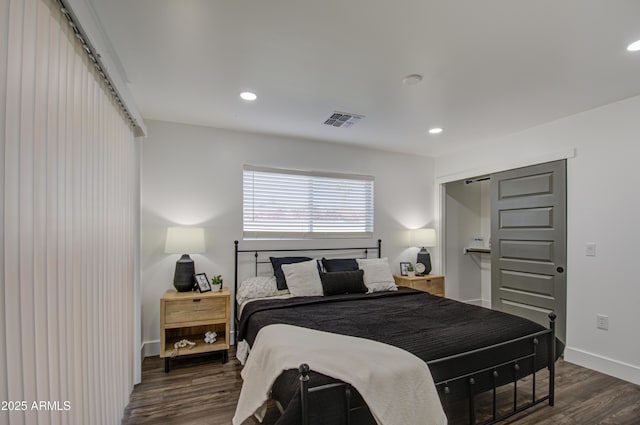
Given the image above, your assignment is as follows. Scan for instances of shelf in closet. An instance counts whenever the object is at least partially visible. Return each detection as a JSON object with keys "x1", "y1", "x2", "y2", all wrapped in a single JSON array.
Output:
[{"x1": 464, "y1": 247, "x2": 491, "y2": 254}]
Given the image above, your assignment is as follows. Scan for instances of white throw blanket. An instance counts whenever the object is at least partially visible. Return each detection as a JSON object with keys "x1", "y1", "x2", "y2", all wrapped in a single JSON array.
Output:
[{"x1": 232, "y1": 324, "x2": 447, "y2": 425}]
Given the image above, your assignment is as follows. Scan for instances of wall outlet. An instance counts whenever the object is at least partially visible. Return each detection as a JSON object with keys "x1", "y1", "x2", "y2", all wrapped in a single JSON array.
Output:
[
  {"x1": 596, "y1": 314, "x2": 609, "y2": 330},
  {"x1": 585, "y1": 243, "x2": 596, "y2": 257}
]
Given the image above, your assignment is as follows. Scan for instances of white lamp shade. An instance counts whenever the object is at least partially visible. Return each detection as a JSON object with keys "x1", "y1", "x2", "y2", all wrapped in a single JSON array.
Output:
[
  {"x1": 411, "y1": 228, "x2": 436, "y2": 248},
  {"x1": 164, "y1": 226, "x2": 206, "y2": 254}
]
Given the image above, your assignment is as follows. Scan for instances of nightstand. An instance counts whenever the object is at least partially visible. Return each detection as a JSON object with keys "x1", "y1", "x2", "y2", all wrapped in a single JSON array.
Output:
[
  {"x1": 393, "y1": 274, "x2": 445, "y2": 297},
  {"x1": 160, "y1": 288, "x2": 230, "y2": 372}
]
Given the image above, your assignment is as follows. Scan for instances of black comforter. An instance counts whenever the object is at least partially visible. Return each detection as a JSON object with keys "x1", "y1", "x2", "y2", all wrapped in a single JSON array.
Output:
[{"x1": 238, "y1": 288, "x2": 555, "y2": 425}]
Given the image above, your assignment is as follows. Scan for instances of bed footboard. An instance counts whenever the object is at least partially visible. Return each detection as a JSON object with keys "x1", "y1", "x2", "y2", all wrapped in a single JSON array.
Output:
[
  {"x1": 297, "y1": 312, "x2": 557, "y2": 425},
  {"x1": 298, "y1": 363, "x2": 372, "y2": 425}
]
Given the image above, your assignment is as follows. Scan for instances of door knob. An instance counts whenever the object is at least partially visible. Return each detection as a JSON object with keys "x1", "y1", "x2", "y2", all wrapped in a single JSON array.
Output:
[{"x1": 556, "y1": 266, "x2": 564, "y2": 273}]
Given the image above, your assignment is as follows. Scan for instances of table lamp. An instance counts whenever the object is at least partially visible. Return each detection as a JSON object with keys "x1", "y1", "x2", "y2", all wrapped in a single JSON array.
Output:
[
  {"x1": 164, "y1": 226, "x2": 206, "y2": 291},
  {"x1": 410, "y1": 228, "x2": 436, "y2": 275}
]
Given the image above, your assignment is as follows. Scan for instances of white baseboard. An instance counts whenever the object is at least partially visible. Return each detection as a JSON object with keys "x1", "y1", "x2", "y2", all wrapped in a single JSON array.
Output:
[
  {"x1": 564, "y1": 347, "x2": 640, "y2": 386},
  {"x1": 459, "y1": 298, "x2": 491, "y2": 308},
  {"x1": 142, "y1": 340, "x2": 160, "y2": 358},
  {"x1": 136, "y1": 345, "x2": 145, "y2": 384}
]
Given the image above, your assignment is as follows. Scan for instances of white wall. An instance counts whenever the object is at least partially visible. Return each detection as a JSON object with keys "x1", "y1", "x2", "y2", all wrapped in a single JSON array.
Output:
[
  {"x1": 140, "y1": 120, "x2": 436, "y2": 354},
  {"x1": 435, "y1": 95, "x2": 640, "y2": 385}
]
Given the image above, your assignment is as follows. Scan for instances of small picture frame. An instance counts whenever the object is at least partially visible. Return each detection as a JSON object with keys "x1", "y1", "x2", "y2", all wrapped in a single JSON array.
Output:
[
  {"x1": 400, "y1": 262, "x2": 410, "y2": 276},
  {"x1": 194, "y1": 273, "x2": 211, "y2": 293}
]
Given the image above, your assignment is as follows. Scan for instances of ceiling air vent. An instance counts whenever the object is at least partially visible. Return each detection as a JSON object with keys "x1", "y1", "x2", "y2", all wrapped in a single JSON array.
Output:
[{"x1": 323, "y1": 111, "x2": 364, "y2": 128}]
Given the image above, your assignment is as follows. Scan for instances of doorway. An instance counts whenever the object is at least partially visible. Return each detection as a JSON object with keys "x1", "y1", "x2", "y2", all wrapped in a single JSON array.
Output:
[{"x1": 443, "y1": 160, "x2": 567, "y2": 343}]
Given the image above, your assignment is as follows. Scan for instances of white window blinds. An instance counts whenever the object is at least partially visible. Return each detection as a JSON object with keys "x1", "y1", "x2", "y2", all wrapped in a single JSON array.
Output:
[{"x1": 243, "y1": 165, "x2": 374, "y2": 239}]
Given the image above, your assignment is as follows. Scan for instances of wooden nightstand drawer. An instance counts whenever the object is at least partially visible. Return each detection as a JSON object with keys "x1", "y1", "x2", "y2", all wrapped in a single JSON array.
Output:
[
  {"x1": 393, "y1": 274, "x2": 445, "y2": 297},
  {"x1": 164, "y1": 297, "x2": 227, "y2": 324},
  {"x1": 412, "y1": 277, "x2": 444, "y2": 297}
]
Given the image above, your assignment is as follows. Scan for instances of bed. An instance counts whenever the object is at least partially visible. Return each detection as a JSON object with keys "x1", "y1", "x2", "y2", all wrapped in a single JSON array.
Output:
[{"x1": 232, "y1": 240, "x2": 558, "y2": 425}]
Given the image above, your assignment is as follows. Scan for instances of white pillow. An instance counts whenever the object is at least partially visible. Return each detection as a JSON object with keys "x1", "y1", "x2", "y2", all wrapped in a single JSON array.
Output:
[
  {"x1": 280, "y1": 260, "x2": 323, "y2": 297},
  {"x1": 356, "y1": 257, "x2": 397, "y2": 293},
  {"x1": 236, "y1": 275, "x2": 289, "y2": 305}
]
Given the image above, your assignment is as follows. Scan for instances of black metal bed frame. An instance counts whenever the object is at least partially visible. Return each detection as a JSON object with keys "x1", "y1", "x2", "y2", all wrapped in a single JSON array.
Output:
[
  {"x1": 297, "y1": 315, "x2": 556, "y2": 425},
  {"x1": 234, "y1": 240, "x2": 556, "y2": 425},
  {"x1": 233, "y1": 239, "x2": 382, "y2": 331},
  {"x1": 431, "y1": 316, "x2": 555, "y2": 425}
]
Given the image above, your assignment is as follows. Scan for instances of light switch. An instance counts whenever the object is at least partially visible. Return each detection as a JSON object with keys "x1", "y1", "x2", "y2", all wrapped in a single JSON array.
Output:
[
  {"x1": 597, "y1": 314, "x2": 609, "y2": 330},
  {"x1": 585, "y1": 243, "x2": 596, "y2": 257}
]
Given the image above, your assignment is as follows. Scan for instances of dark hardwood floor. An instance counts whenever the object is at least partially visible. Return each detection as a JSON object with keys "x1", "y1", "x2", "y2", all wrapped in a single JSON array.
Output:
[{"x1": 122, "y1": 348, "x2": 640, "y2": 425}]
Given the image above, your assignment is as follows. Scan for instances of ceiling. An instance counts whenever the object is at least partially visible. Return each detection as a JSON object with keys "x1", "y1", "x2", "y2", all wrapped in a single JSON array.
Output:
[{"x1": 88, "y1": 0, "x2": 640, "y2": 157}]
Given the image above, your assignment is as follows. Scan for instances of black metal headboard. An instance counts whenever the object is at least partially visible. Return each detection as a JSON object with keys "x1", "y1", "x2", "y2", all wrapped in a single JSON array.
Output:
[{"x1": 233, "y1": 239, "x2": 382, "y2": 329}]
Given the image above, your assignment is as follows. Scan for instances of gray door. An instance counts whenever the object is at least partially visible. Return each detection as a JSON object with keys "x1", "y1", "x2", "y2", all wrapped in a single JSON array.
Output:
[{"x1": 491, "y1": 160, "x2": 566, "y2": 343}]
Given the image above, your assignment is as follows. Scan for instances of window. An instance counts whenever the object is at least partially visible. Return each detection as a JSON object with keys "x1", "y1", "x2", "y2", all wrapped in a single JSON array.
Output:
[{"x1": 243, "y1": 165, "x2": 374, "y2": 239}]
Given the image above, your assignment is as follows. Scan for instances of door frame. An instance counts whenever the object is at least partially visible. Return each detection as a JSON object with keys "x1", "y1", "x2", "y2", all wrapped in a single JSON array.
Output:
[{"x1": 433, "y1": 148, "x2": 576, "y2": 292}]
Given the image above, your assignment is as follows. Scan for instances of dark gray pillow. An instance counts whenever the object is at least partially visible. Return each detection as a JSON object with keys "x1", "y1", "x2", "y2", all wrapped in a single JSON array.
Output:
[
  {"x1": 270, "y1": 256, "x2": 312, "y2": 290},
  {"x1": 321, "y1": 258, "x2": 359, "y2": 272},
  {"x1": 320, "y1": 270, "x2": 367, "y2": 296}
]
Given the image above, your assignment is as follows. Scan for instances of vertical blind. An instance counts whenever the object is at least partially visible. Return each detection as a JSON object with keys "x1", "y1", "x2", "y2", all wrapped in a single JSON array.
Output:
[
  {"x1": 1, "y1": 1, "x2": 137, "y2": 424},
  {"x1": 243, "y1": 165, "x2": 374, "y2": 239}
]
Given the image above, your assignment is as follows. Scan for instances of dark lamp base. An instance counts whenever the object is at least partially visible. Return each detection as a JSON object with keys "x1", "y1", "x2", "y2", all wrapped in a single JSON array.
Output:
[
  {"x1": 416, "y1": 249, "x2": 432, "y2": 276},
  {"x1": 174, "y1": 254, "x2": 196, "y2": 292}
]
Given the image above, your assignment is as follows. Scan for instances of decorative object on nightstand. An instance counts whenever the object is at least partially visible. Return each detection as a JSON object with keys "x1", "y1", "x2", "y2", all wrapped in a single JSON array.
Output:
[
  {"x1": 410, "y1": 228, "x2": 436, "y2": 275},
  {"x1": 194, "y1": 272, "x2": 211, "y2": 293},
  {"x1": 160, "y1": 288, "x2": 230, "y2": 372},
  {"x1": 164, "y1": 226, "x2": 206, "y2": 292},
  {"x1": 211, "y1": 275, "x2": 223, "y2": 291},
  {"x1": 204, "y1": 331, "x2": 217, "y2": 344},
  {"x1": 406, "y1": 263, "x2": 415, "y2": 277},
  {"x1": 170, "y1": 339, "x2": 196, "y2": 357},
  {"x1": 393, "y1": 274, "x2": 445, "y2": 297},
  {"x1": 399, "y1": 262, "x2": 410, "y2": 276}
]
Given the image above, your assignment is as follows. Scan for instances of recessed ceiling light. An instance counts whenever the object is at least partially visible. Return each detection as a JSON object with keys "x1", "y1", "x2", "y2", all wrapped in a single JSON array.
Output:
[
  {"x1": 240, "y1": 91, "x2": 257, "y2": 101},
  {"x1": 428, "y1": 127, "x2": 443, "y2": 134},
  {"x1": 627, "y1": 39, "x2": 640, "y2": 52},
  {"x1": 402, "y1": 74, "x2": 423, "y2": 85}
]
